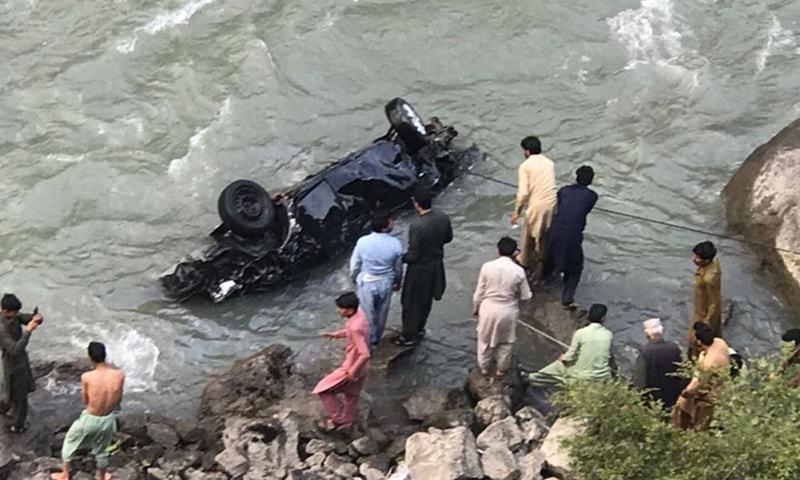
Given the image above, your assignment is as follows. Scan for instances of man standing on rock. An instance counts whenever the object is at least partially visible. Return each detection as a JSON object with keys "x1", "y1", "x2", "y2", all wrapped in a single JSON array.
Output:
[
  {"x1": 672, "y1": 324, "x2": 730, "y2": 430},
  {"x1": 511, "y1": 136, "x2": 557, "y2": 271},
  {"x1": 52, "y1": 341, "x2": 124, "y2": 480},
  {"x1": 689, "y1": 241, "x2": 722, "y2": 360},
  {"x1": 473, "y1": 236, "x2": 532, "y2": 379},
  {"x1": 394, "y1": 186, "x2": 453, "y2": 346},
  {"x1": 528, "y1": 304, "x2": 614, "y2": 386},
  {"x1": 314, "y1": 292, "x2": 371, "y2": 432},
  {"x1": 350, "y1": 210, "x2": 403, "y2": 346},
  {"x1": 542, "y1": 165, "x2": 598, "y2": 309},
  {"x1": 0, "y1": 293, "x2": 43, "y2": 433},
  {"x1": 631, "y1": 318, "x2": 683, "y2": 411}
]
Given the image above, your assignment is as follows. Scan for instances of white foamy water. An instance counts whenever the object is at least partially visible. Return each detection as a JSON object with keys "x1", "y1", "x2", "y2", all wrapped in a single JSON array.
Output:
[
  {"x1": 116, "y1": 0, "x2": 216, "y2": 54},
  {"x1": 608, "y1": 0, "x2": 684, "y2": 69},
  {"x1": 167, "y1": 96, "x2": 232, "y2": 185},
  {"x1": 103, "y1": 329, "x2": 160, "y2": 393},
  {"x1": 756, "y1": 15, "x2": 795, "y2": 73}
]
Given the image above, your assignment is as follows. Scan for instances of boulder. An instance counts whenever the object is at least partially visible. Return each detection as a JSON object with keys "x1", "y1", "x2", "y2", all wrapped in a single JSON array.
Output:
[
  {"x1": 405, "y1": 427, "x2": 483, "y2": 480},
  {"x1": 199, "y1": 344, "x2": 294, "y2": 432},
  {"x1": 183, "y1": 469, "x2": 229, "y2": 480},
  {"x1": 305, "y1": 452, "x2": 326, "y2": 468},
  {"x1": 519, "y1": 450, "x2": 546, "y2": 480},
  {"x1": 145, "y1": 421, "x2": 179, "y2": 448},
  {"x1": 476, "y1": 416, "x2": 524, "y2": 451},
  {"x1": 214, "y1": 411, "x2": 302, "y2": 477},
  {"x1": 540, "y1": 418, "x2": 583, "y2": 480},
  {"x1": 724, "y1": 118, "x2": 800, "y2": 318},
  {"x1": 474, "y1": 395, "x2": 511, "y2": 430},
  {"x1": 359, "y1": 452, "x2": 391, "y2": 473},
  {"x1": 519, "y1": 418, "x2": 548, "y2": 444},
  {"x1": 403, "y1": 388, "x2": 451, "y2": 421},
  {"x1": 481, "y1": 446, "x2": 520, "y2": 480},
  {"x1": 514, "y1": 406, "x2": 547, "y2": 424}
]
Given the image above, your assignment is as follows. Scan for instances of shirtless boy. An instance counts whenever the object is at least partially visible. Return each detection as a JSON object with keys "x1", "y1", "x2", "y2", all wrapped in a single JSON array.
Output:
[{"x1": 52, "y1": 342, "x2": 124, "y2": 480}]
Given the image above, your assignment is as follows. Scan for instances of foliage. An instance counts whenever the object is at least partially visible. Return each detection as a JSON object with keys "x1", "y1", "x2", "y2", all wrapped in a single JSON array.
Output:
[{"x1": 552, "y1": 357, "x2": 800, "y2": 480}]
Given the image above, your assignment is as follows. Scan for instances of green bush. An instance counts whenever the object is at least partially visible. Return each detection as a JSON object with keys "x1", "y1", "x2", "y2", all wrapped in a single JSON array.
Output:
[{"x1": 552, "y1": 358, "x2": 800, "y2": 480}]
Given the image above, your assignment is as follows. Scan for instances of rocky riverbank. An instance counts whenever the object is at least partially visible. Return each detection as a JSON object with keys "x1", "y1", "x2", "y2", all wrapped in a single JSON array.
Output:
[
  {"x1": 724, "y1": 118, "x2": 800, "y2": 320},
  {"x1": 1, "y1": 291, "x2": 586, "y2": 480}
]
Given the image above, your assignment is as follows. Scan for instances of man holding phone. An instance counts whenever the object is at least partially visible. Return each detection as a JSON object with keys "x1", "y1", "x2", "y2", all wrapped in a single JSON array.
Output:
[{"x1": 0, "y1": 293, "x2": 43, "y2": 433}]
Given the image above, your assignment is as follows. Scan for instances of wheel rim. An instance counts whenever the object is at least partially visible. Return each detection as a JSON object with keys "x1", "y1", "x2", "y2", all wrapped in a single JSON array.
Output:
[{"x1": 234, "y1": 186, "x2": 264, "y2": 219}]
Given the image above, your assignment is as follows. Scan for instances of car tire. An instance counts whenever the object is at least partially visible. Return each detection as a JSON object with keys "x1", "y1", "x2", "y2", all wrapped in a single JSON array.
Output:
[
  {"x1": 217, "y1": 179, "x2": 275, "y2": 237},
  {"x1": 385, "y1": 97, "x2": 428, "y2": 153}
]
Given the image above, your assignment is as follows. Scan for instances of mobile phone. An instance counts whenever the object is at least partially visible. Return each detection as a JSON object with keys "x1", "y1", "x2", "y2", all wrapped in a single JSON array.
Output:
[{"x1": 33, "y1": 306, "x2": 42, "y2": 324}]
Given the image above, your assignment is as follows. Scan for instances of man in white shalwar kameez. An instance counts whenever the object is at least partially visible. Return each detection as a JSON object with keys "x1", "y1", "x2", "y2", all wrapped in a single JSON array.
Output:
[
  {"x1": 473, "y1": 237, "x2": 532, "y2": 378},
  {"x1": 511, "y1": 136, "x2": 557, "y2": 269}
]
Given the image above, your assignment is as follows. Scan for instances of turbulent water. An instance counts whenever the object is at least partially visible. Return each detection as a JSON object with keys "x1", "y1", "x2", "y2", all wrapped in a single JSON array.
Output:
[{"x1": 1, "y1": 0, "x2": 799, "y2": 416}]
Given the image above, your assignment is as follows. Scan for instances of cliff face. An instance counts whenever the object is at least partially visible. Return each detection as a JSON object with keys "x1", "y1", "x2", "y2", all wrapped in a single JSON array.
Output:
[{"x1": 723, "y1": 118, "x2": 800, "y2": 318}]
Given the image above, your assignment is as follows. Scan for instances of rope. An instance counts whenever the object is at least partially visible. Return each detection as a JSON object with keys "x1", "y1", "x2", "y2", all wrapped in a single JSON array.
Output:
[
  {"x1": 517, "y1": 320, "x2": 570, "y2": 350},
  {"x1": 464, "y1": 170, "x2": 800, "y2": 257}
]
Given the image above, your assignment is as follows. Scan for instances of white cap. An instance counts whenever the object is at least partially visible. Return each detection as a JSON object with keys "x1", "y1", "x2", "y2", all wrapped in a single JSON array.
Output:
[{"x1": 643, "y1": 318, "x2": 664, "y2": 336}]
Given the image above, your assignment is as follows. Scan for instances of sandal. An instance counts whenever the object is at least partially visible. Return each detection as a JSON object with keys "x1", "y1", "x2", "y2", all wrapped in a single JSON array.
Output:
[
  {"x1": 317, "y1": 419, "x2": 336, "y2": 432},
  {"x1": 392, "y1": 336, "x2": 416, "y2": 347}
]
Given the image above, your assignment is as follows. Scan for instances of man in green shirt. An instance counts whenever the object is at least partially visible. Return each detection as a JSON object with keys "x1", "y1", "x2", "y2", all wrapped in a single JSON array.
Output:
[{"x1": 528, "y1": 304, "x2": 614, "y2": 387}]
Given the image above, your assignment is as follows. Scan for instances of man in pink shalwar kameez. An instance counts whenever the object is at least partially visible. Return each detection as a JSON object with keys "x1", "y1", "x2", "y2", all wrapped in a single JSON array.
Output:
[{"x1": 313, "y1": 292, "x2": 371, "y2": 432}]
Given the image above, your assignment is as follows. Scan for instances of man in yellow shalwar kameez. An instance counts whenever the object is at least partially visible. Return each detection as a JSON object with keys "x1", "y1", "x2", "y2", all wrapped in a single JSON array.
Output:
[{"x1": 511, "y1": 136, "x2": 557, "y2": 270}]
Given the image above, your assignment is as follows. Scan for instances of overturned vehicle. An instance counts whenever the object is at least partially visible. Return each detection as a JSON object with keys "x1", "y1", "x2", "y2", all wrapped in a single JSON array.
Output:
[{"x1": 160, "y1": 98, "x2": 482, "y2": 302}]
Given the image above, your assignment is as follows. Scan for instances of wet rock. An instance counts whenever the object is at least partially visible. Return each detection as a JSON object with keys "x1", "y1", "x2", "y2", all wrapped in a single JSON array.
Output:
[
  {"x1": 145, "y1": 467, "x2": 169, "y2": 480},
  {"x1": 174, "y1": 417, "x2": 205, "y2": 445},
  {"x1": 323, "y1": 453, "x2": 358, "y2": 478},
  {"x1": 481, "y1": 446, "x2": 520, "y2": 480},
  {"x1": 540, "y1": 418, "x2": 583, "y2": 480},
  {"x1": 0, "y1": 448, "x2": 19, "y2": 476},
  {"x1": 474, "y1": 395, "x2": 511, "y2": 430},
  {"x1": 132, "y1": 444, "x2": 167, "y2": 467},
  {"x1": 422, "y1": 407, "x2": 475, "y2": 430},
  {"x1": 476, "y1": 416, "x2": 524, "y2": 451},
  {"x1": 7, "y1": 456, "x2": 61, "y2": 480},
  {"x1": 158, "y1": 448, "x2": 201, "y2": 473},
  {"x1": 199, "y1": 345, "x2": 293, "y2": 432},
  {"x1": 405, "y1": 427, "x2": 483, "y2": 480},
  {"x1": 519, "y1": 449, "x2": 546, "y2": 480},
  {"x1": 403, "y1": 387, "x2": 450, "y2": 421},
  {"x1": 724, "y1": 118, "x2": 800, "y2": 317},
  {"x1": 146, "y1": 422, "x2": 179, "y2": 448},
  {"x1": 365, "y1": 427, "x2": 390, "y2": 450},
  {"x1": 214, "y1": 411, "x2": 302, "y2": 478}
]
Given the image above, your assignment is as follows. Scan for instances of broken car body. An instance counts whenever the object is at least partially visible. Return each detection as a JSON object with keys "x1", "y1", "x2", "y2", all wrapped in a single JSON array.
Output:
[{"x1": 160, "y1": 98, "x2": 482, "y2": 302}]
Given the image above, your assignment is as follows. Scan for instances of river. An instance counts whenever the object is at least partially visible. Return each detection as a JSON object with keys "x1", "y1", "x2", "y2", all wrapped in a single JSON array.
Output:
[{"x1": 1, "y1": 0, "x2": 798, "y2": 416}]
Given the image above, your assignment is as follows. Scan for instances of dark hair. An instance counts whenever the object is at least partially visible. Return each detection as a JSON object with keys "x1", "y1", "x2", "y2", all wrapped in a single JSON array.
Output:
[
  {"x1": 413, "y1": 186, "x2": 433, "y2": 210},
  {"x1": 692, "y1": 241, "x2": 717, "y2": 261},
  {"x1": 88, "y1": 342, "x2": 107, "y2": 363},
  {"x1": 576, "y1": 166, "x2": 594, "y2": 186},
  {"x1": 371, "y1": 210, "x2": 392, "y2": 233},
  {"x1": 520, "y1": 136, "x2": 542, "y2": 155},
  {"x1": 497, "y1": 237, "x2": 517, "y2": 257},
  {"x1": 695, "y1": 328, "x2": 714, "y2": 347},
  {"x1": 588, "y1": 304, "x2": 607, "y2": 323},
  {"x1": 335, "y1": 292, "x2": 359, "y2": 310},
  {"x1": 1, "y1": 294, "x2": 21, "y2": 311},
  {"x1": 693, "y1": 321, "x2": 711, "y2": 333},
  {"x1": 782, "y1": 328, "x2": 800, "y2": 346}
]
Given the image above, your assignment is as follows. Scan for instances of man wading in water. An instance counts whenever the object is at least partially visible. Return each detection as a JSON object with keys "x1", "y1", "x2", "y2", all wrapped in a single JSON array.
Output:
[{"x1": 52, "y1": 342, "x2": 125, "y2": 480}]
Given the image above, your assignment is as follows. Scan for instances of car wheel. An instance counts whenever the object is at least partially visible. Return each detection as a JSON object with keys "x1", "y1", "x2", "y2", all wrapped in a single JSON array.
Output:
[
  {"x1": 217, "y1": 179, "x2": 275, "y2": 237},
  {"x1": 385, "y1": 97, "x2": 428, "y2": 153}
]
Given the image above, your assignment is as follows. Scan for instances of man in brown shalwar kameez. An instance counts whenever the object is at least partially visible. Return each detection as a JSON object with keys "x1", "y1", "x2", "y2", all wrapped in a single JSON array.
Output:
[
  {"x1": 473, "y1": 237, "x2": 532, "y2": 379},
  {"x1": 688, "y1": 241, "x2": 722, "y2": 360},
  {"x1": 511, "y1": 136, "x2": 557, "y2": 270}
]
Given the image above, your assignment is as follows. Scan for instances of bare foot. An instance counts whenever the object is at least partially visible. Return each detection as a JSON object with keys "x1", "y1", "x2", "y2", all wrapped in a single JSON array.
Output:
[{"x1": 50, "y1": 472, "x2": 69, "y2": 480}]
